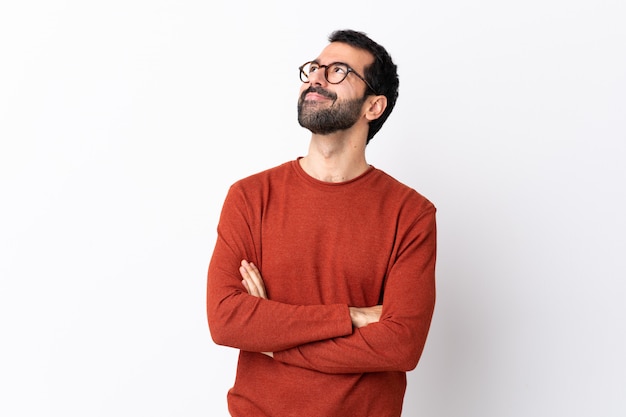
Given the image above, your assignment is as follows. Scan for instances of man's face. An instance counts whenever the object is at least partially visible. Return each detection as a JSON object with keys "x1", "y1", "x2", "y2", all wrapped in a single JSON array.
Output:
[{"x1": 297, "y1": 42, "x2": 374, "y2": 135}]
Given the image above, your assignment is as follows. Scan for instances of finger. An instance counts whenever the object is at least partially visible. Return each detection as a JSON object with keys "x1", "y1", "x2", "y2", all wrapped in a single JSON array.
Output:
[
  {"x1": 241, "y1": 260, "x2": 267, "y2": 299},
  {"x1": 240, "y1": 266, "x2": 261, "y2": 297},
  {"x1": 241, "y1": 278, "x2": 251, "y2": 294},
  {"x1": 240, "y1": 263, "x2": 266, "y2": 299},
  {"x1": 247, "y1": 261, "x2": 261, "y2": 276},
  {"x1": 239, "y1": 265, "x2": 256, "y2": 295},
  {"x1": 247, "y1": 262, "x2": 267, "y2": 299}
]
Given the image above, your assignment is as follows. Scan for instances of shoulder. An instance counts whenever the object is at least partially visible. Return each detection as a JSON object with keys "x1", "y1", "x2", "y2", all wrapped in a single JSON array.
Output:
[
  {"x1": 371, "y1": 168, "x2": 436, "y2": 214},
  {"x1": 230, "y1": 160, "x2": 294, "y2": 190},
  {"x1": 219, "y1": 162, "x2": 295, "y2": 217}
]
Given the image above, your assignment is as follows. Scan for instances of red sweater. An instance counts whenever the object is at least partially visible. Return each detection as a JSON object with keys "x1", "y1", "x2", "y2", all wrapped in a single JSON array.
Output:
[{"x1": 207, "y1": 159, "x2": 437, "y2": 417}]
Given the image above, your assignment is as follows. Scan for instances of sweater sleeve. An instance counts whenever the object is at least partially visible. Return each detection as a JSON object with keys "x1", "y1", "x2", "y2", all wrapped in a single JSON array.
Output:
[
  {"x1": 207, "y1": 184, "x2": 353, "y2": 353},
  {"x1": 272, "y1": 207, "x2": 437, "y2": 374}
]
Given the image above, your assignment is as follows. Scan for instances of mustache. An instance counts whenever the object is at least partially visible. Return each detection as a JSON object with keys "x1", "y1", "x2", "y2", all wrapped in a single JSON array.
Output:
[{"x1": 300, "y1": 86, "x2": 337, "y2": 101}]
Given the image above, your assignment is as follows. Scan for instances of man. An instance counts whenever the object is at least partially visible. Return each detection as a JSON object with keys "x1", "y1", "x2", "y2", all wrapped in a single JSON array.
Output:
[{"x1": 207, "y1": 29, "x2": 436, "y2": 417}]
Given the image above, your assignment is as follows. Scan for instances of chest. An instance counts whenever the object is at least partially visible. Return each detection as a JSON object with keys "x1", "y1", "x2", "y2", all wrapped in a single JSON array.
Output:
[{"x1": 257, "y1": 190, "x2": 397, "y2": 306}]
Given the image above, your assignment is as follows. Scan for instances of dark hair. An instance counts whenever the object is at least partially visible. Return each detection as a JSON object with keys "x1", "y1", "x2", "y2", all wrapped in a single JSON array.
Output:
[{"x1": 328, "y1": 29, "x2": 399, "y2": 144}]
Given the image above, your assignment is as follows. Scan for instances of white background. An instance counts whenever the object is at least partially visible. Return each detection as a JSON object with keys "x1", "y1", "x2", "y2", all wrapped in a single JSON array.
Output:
[{"x1": 1, "y1": 1, "x2": 625, "y2": 416}]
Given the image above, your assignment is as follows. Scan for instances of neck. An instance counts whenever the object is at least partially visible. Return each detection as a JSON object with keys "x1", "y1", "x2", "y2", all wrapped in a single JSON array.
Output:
[{"x1": 299, "y1": 131, "x2": 369, "y2": 183}]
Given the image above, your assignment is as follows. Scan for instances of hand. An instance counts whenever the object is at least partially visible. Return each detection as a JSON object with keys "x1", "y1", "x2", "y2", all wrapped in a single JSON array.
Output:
[
  {"x1": 349, "y1": 305, "x2": 383, "y2": 328},
  {"x1": 239, "y1": 261, "x2": 273, "y2": 358},
  {"x1": 239, "y1": 260, "x2": 267, "y2": 299}
]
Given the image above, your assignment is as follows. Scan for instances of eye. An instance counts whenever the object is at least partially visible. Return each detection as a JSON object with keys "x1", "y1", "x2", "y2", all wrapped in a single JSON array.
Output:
[
  {"x1": 308, "y1": 63, "x2": 320, "y2": 73},
  {"x1": 330, "y1": 64, "x2": 348, "y2": 74}
]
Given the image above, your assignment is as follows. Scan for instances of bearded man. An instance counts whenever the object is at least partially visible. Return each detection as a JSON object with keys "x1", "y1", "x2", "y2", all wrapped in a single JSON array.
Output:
[{"x1": 207, "y1": 29, "x2": 437, "y2": 417}]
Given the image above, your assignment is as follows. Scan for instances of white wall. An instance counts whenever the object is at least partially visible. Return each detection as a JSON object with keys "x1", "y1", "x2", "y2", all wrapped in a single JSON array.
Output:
[{"x1": 1, "y1": 1, "x2": 624, "y2": 416}]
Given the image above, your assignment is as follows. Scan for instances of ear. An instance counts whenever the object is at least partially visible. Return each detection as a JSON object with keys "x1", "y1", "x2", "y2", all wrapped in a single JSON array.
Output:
[{"x1": 364, "y1": 95, "x2": 388, "y2": 121}]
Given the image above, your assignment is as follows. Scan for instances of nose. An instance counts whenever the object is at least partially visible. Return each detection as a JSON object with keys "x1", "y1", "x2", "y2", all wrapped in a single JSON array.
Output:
[{"x1": 307, "y1": 66, "x2": 328, "y2": 87}]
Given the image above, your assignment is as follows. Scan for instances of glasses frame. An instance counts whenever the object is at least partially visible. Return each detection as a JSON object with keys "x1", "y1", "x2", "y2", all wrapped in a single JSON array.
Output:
[{"x1": 299, "y1": 61, "x2": 378, "y2": 95}]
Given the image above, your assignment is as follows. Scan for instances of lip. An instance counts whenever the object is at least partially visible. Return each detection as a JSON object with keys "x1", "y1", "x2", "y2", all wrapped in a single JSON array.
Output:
[{"x1": 304, "y1": 92, "x2": 332, "y2": 101}]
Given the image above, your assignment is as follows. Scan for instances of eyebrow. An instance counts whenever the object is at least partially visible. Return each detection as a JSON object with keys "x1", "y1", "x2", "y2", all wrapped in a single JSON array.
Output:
[{"x1": 310, "y1": 60, "x2": 353, "y2": 68}]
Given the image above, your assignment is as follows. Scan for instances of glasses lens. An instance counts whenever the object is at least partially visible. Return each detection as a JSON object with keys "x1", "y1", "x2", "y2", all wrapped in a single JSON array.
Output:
[
  {"x1": 299, "y1": 62, "x2": 350, "y2": 84},
  {"x1": 300, "y1": 62, "x2": 315, "y2": 82},
  {"x1": 326, "y1": 63, "x2": 349, "y2": 84}
]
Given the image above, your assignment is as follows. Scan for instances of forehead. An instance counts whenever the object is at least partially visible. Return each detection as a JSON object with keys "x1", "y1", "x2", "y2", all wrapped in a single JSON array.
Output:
[{"x1": 315, "y1": 42, "x2": 374, "y2": 72}]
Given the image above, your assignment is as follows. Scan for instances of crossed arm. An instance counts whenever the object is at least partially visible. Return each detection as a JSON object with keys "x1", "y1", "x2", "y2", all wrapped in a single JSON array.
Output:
[
  {"x1": 239, "y1": 259, "x2": 383, "y2": 357},
  {"x1": 208, "y1": 186, "x2": 436, "y2": 373}
]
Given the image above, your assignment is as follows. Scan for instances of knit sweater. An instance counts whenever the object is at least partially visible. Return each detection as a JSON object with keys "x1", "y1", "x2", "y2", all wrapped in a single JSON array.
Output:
[{"x1": 207, "y1": 159, "x2": 437, "y2": 417}]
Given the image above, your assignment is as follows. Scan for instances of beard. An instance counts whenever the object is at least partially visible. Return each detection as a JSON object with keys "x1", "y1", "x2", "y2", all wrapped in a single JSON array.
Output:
[{"x1": 297, "y1": 87, "x2": 367, "y2": 135}]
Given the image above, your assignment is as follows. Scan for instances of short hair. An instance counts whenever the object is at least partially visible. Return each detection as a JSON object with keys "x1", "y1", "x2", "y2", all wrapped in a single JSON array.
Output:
[{"x1": 328, "y1": 29, "x2": 399, "y2": 144}]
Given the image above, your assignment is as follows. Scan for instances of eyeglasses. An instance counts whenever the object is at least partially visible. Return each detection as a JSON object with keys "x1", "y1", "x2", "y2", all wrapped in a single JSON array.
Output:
[{"x1": 299, "y1": 61, "x2": 377, "y2": 95}]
